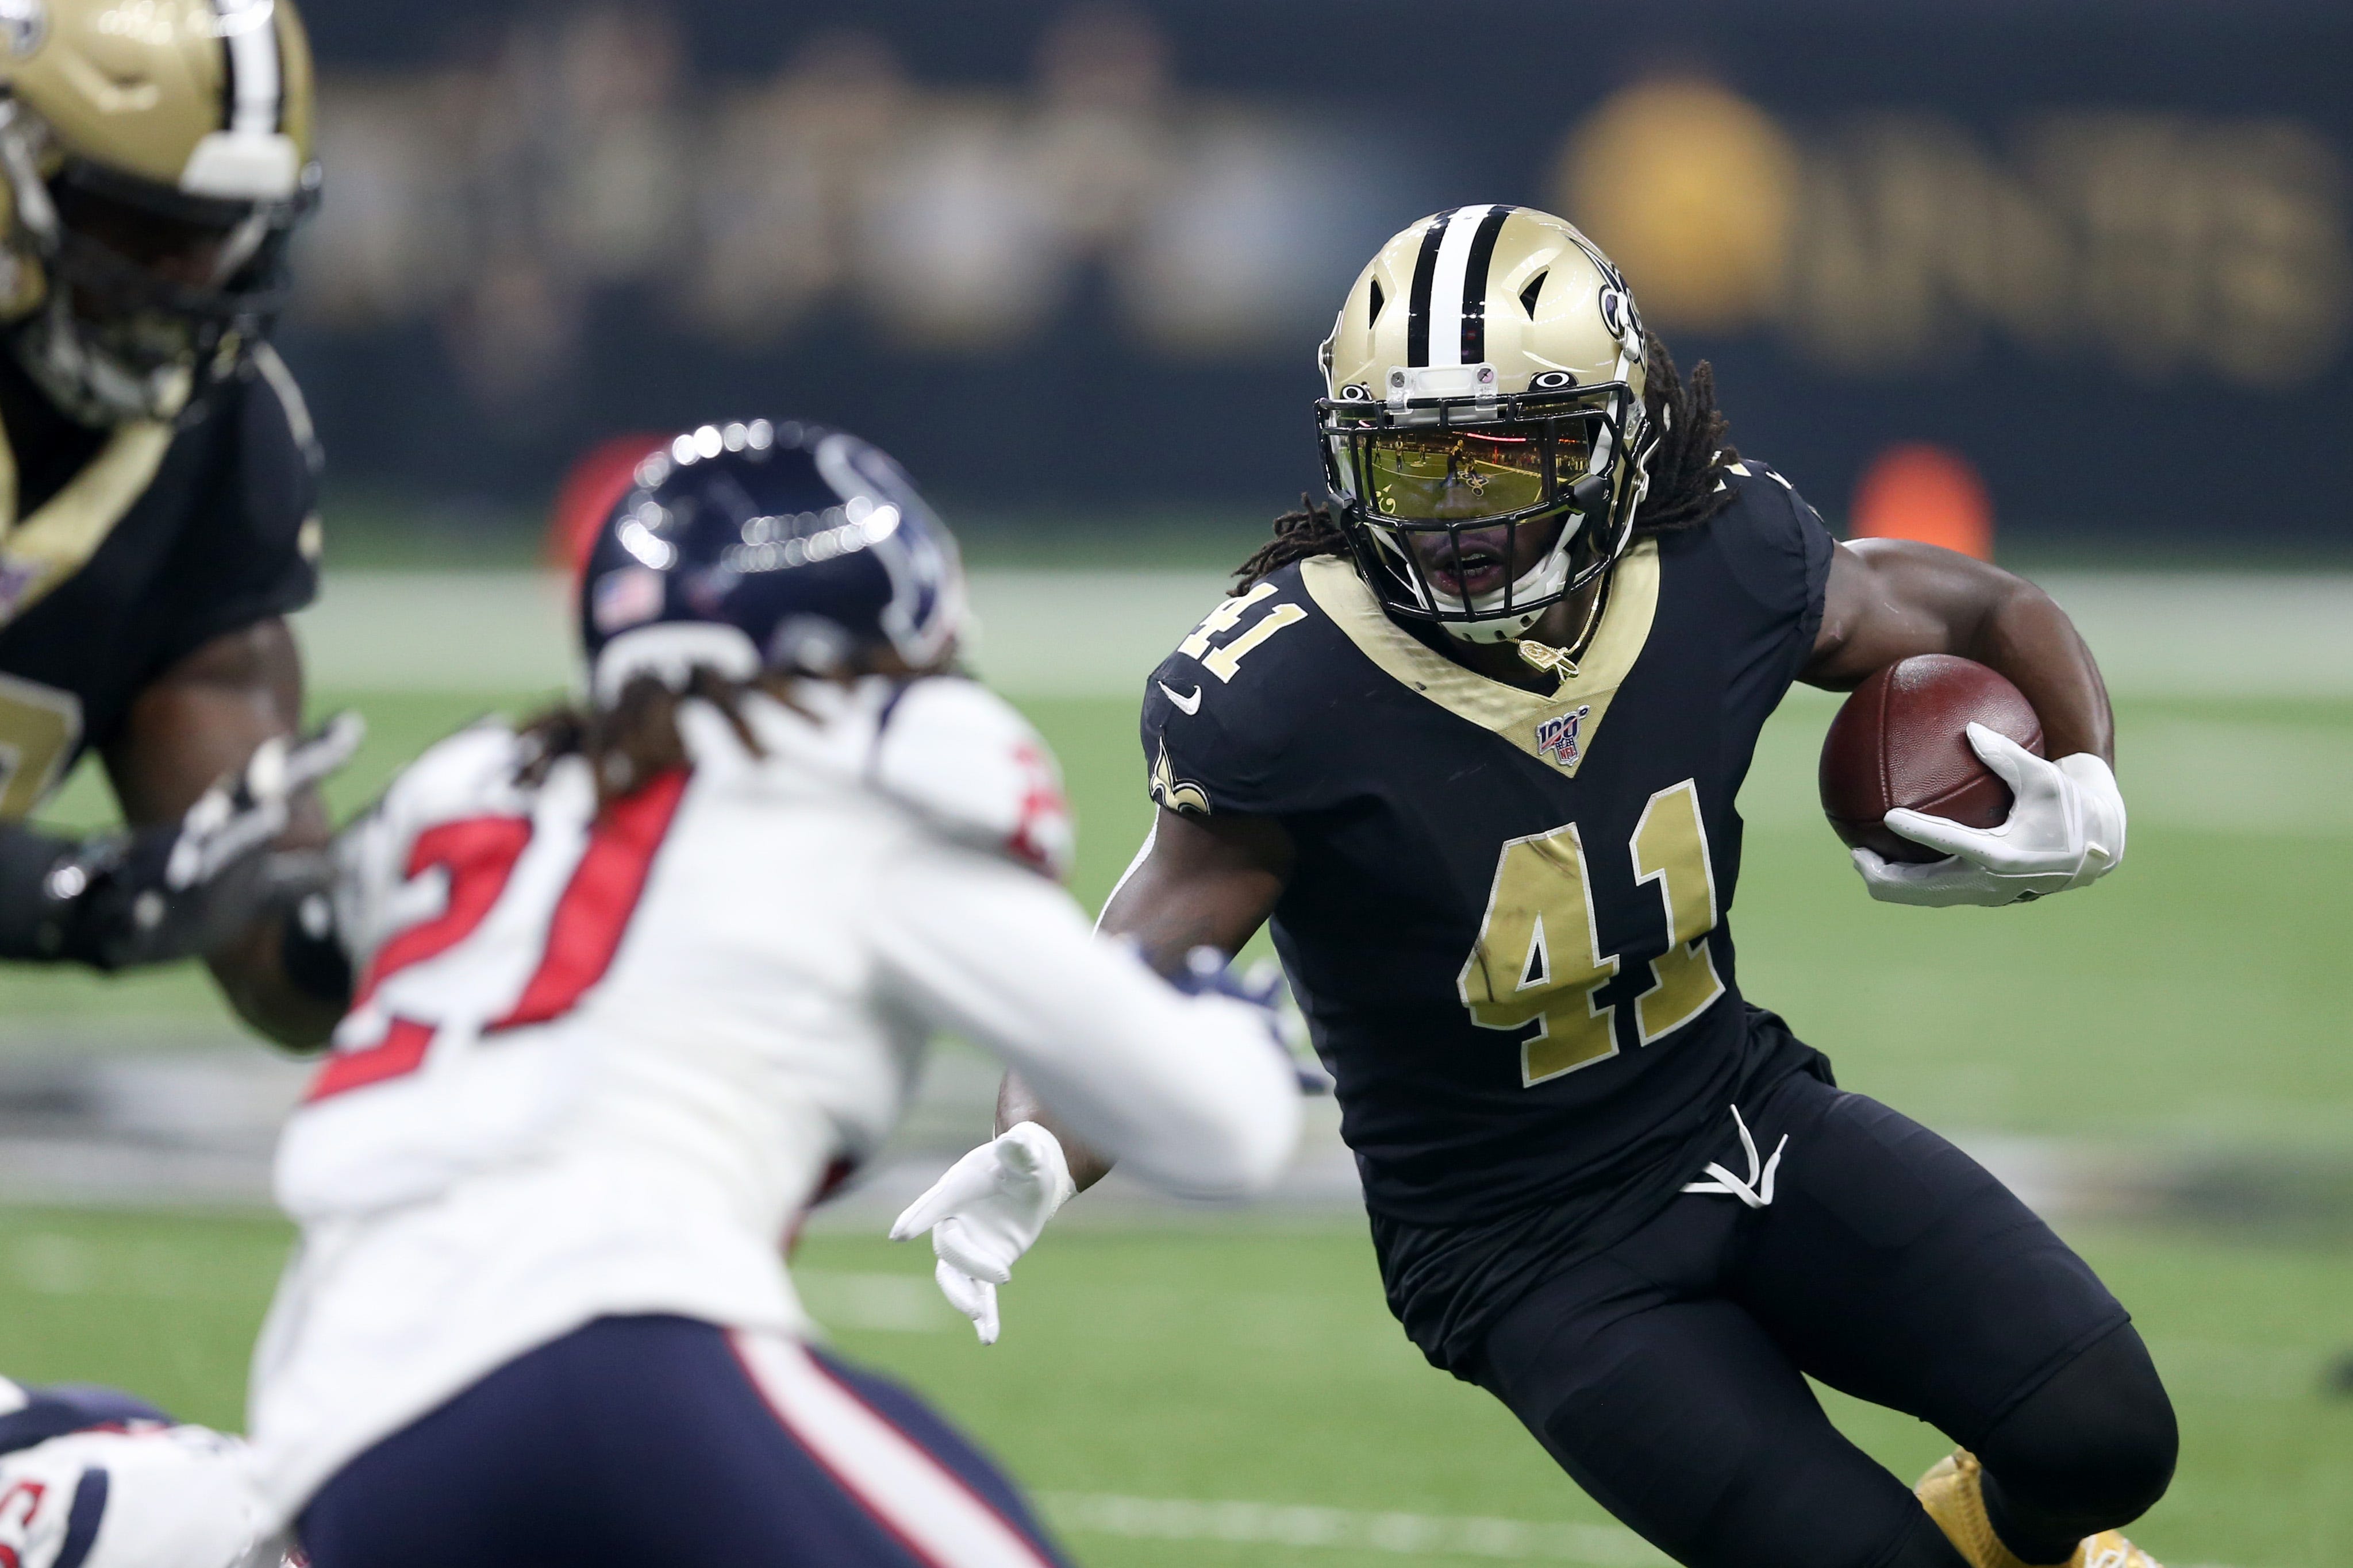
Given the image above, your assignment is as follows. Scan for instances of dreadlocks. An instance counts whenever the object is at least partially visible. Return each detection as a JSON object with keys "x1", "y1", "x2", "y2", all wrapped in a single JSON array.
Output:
[
  {"x1": 517, "y1": 666, "x2": 772, "y2": 804},
  {"x1": 1635, "y1": 338, "x2": 1740, "y2": 535},
  {"x1": 1232, "y1": 495, "x2": 1348, "y2": 594},
  {"x1": 1231, "y1": 335, "x2": 1739, "y2": 593}
]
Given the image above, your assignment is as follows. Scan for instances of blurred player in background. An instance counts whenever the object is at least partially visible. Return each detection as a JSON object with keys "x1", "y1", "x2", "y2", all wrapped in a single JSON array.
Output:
[
  {"x1": 0, "y1": 1374, "x2": 282, "y2": 1568},
  {"x1": 0, "y1": 0, "x2": 358, "y2": 1046},
  {"x1": 247, "y1": 423, "x2": 1302, "y2": 1566},
  {"x1": 906, "y1": 208, "x2": 2176, "y2": 1568}
]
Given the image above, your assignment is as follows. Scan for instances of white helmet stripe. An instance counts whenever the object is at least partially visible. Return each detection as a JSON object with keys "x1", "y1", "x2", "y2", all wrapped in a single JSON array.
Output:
[
  {"x1": 212, "y1": 0, "x2": 284, "y2": 136},
  {"x1": 1422, "y1": 206, "x2": 1491, "y2": 369},
  {"x1": 1404, "y1": 205, "x2": 1517, "y2": 369}
]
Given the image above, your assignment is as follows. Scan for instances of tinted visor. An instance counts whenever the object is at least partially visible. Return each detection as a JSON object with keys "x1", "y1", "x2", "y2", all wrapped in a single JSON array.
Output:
[{"x1": 1361, "y1": 422, "x2": 1594, "y2": 525}]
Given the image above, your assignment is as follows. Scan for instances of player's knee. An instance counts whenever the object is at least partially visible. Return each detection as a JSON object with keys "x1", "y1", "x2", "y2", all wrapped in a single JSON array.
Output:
[{"x1": 1979, "y1": 1324, "x2": 2177, "y2": 1525}]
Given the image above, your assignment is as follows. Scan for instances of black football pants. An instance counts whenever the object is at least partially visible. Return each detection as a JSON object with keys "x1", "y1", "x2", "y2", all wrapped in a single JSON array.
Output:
[{"x1": 1467, "y1": 1072, "x2": 2177, "y2": 1568}]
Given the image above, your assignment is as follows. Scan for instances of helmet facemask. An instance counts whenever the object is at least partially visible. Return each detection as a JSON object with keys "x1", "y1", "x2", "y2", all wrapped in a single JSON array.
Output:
[
  {"x1": 0, "y1": 102, "x2": 316, "y2": 426},
  {"x1": 1320, "y1": 380, "x2": 1654, "y2": 644}
]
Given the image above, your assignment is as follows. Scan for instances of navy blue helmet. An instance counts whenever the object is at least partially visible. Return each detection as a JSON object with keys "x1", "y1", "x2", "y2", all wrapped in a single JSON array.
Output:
[{"x1": 578, "y1": 421, "x2": 966, "y2": 695}]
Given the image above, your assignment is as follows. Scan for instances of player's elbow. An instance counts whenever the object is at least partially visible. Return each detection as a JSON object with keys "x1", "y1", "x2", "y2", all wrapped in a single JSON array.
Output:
[
  {"x1": 1127, "y1": 1053, "x2": 1301, "y2": 1201},
  {"x1": 1185, "y1": 1093, "x2": 1301, "y2": 1200}
]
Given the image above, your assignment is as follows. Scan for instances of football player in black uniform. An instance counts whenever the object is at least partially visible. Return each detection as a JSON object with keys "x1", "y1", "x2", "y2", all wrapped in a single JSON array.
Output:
[
  {"x1": 902, "y1": 208, "x2": 2174, "y2": 1568},
  {"x1": 0, "y1": 0, "x2": 357, "y2": 1046}
]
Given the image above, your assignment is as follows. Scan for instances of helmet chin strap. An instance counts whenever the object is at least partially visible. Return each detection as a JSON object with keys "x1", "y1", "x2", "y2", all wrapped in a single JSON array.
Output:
[
  {"x1": 1443, "y1": 607, "x2": 1544, "y2": 645},
  {"x1": 1515, "y1": 575, "x2": 1612, "y2": 685}
]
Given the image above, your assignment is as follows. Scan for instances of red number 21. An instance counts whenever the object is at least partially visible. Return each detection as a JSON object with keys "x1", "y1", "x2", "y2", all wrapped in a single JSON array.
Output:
[{"x1": 306, "y1": 769, "x2": 690, "y2": 1103}]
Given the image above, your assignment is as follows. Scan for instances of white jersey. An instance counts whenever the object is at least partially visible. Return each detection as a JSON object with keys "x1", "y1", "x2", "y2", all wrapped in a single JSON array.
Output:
[{"x1": 247, "y1": 676, "x2": 1298, "y2": 1524}]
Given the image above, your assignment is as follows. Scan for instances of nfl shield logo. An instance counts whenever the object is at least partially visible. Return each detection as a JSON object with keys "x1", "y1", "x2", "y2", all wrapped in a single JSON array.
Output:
[{"x1": 1535, "y1": 704, "x2": 1593, "y2": 768}]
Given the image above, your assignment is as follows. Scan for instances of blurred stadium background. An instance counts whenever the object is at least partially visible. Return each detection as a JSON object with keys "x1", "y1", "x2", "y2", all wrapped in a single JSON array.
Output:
[{"x1": 6, "y1": 3, "x2": 2353, "y2": 1565}]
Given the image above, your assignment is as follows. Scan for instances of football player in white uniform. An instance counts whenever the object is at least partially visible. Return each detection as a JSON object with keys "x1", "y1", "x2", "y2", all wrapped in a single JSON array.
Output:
[
  {"x1": 245, "y1": 421, "x2": 1302, "y2": 1567},
  {"x1": 0, "y1": 1376, "x2": 283, "y2": 1568}
]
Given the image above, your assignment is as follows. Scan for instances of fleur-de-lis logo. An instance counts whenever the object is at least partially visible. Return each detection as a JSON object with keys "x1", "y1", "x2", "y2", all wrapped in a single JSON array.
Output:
[{"x1": 1149, "y1": 740, "x2": 1210, "y2": 815}]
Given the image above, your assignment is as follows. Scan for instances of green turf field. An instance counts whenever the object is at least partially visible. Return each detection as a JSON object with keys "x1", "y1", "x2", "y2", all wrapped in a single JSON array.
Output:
[
  {"x1": 15, "y1": 685, "x2": 2353, "y2": 1162},
  {"x1": 4, "y1": 683, "x2": 2351, "y2": 1565},
  {"x1": 0, "y1": 1209, "x2": 2343, "y2": 1567}
]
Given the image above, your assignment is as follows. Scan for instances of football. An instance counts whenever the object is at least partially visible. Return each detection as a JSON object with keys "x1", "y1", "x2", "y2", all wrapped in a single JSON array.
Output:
[{"x1": 1818, "y1": 654, "x2": 2045, "y2": 864}]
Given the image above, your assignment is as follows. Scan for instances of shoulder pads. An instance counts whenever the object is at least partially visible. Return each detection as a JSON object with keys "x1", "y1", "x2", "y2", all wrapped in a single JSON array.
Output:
[
  {"x1": 370, "y1": 720, "x2": 532, "y2": 833},
  {"x1": 332, "y1": 720, "x2": 532, "y2": 968},
  {"x1": 871, "y1": 678, "x2": 1074, "y2": 880}
]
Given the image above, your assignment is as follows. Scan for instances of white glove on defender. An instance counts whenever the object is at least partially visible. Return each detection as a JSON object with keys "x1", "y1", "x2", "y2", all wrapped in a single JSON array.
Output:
[
  {"x1": 890, "y1": 1121, "x2": 1075, "y2": 1345},
  {"x1": 1852, "y1": 722, "x2": 2126, "y2": 908}
]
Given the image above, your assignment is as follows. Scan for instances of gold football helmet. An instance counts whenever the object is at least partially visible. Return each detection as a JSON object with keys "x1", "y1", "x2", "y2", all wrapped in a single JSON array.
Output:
[
  {"x1": 0, "y1": 0, "x2": 318, "y2": 424},
  {"x1": 1318, "y1": 206, "x2": 1655, "y2": 643}
]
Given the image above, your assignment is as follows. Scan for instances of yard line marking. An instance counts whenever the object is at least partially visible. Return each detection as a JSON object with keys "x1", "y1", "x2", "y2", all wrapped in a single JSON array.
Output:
[{"x1": 1038, "y1": 1493, "x2": 1672, "y2": 1565}]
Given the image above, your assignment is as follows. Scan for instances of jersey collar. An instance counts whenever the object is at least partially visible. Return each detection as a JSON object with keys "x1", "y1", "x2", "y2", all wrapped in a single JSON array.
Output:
[
  {"x1": 0, "y1": 409, "x2": 175, "y2": 631},
  {"x1": 1298, "y1": 541, "x2": 1661, "y2": 777}
]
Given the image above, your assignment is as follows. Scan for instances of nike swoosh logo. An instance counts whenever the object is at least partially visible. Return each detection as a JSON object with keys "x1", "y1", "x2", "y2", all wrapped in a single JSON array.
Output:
[{"x1": 1158, "y1": 682, "x2": 1203, "y2": 716}]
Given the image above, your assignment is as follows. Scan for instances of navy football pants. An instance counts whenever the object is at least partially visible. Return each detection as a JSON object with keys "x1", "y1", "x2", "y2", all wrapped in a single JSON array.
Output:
[
  {"x1": 1468, "y1": 1072, "x2": 2176, "y2": 1568},
  {"x1": 299, "y1": 1315, "x2": 1074, "y2": 1568}
]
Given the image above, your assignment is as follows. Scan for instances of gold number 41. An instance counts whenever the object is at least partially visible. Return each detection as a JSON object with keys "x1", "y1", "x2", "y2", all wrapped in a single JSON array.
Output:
[
  {"x1": 1457, "y1": 779, "x2": 1725, "y2": 1086},
  {"x1": 0, "y1": 673, "x2": 81, "y2": 824},
  {"x1": 1178, "y1": 582, "x2": 1308, "y2": 683}
]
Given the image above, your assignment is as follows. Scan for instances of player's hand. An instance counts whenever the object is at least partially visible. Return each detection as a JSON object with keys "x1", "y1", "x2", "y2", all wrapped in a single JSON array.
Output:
[
  {"x1": 889, "y1": 1121, "x2": 1075, "y2": 1345},
  {"x1": 1854, "y1": 723, "x2": 2125, "y2": 907},
  {"x1": 48, "y1": 715, "x2": 365, "y2": 970}
]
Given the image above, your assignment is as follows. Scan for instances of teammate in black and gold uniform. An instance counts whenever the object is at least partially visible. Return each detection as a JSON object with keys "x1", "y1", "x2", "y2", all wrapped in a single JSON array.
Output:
[
  {"x1": 904, "y1": 209, "x2": 2176, "y2": 1568},
  {"x1": 0, "y1": 0, "x2": 355, "y2": 1046}
]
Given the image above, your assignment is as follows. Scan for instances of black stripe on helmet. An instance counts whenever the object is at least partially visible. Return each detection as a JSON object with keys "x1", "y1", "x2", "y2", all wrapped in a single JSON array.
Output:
[
  {"x1": 215, "y1": 4, "x2": 238, "y2": 133},
  {"x1": 1404, "y1": 212, "x2": 1451, "y2": 368},
  {"x1": 1459, "y1": 205, "x2": 1513, "y2": 365}
]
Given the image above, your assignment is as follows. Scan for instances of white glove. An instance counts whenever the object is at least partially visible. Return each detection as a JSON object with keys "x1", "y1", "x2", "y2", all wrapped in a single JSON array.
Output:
[
  {"x1": 888, "y1": 1121, "x2": 1075, "y2": 1345},
  {"x1": 1852, "y1": 722, "x2": 2126, "y2": 908}
]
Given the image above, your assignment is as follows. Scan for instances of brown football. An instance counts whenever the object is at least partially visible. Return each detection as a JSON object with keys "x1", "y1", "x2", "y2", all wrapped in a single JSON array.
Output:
[{"x1": 1819, "y1": 654, "x2": 2045, "y2": 864}]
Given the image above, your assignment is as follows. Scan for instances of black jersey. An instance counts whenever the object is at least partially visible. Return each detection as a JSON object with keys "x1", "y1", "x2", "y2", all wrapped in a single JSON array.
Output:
[
  {"x1": 0, "y1": 345, "x2": 320, "y2": 823},
  {"x1": 1140, "y1": 462, "x2": 1839, "y2": 1369}
]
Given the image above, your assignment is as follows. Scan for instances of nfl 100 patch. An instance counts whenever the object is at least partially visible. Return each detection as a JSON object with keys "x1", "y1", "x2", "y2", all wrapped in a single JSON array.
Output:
[{"x1": 1535, "y1": 704, "x2": 1593, "y2": 768}]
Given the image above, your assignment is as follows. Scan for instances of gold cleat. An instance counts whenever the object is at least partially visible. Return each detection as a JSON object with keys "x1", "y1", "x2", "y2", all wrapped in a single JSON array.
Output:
[{"x1": 1915, "y1": 1450, "x2": 2164, "y2": 1568}]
